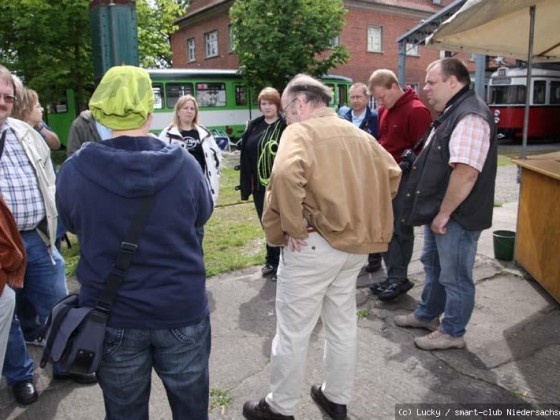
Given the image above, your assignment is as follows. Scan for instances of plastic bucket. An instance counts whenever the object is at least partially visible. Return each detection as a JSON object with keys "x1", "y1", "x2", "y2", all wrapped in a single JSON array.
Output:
[{"x1": 493, "y1": 230, "x2": 516, "y2": 261}]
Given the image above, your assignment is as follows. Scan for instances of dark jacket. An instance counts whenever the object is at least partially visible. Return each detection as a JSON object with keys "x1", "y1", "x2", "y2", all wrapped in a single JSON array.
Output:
[
  {"x1": 0, "y1": 194, "x2": 26, "y2": 295},
  {"x1": 343, "y1": 106, "x2": 378, "y2": 138},
  {"x1": 402, "y1": 90, "x2": 497, "y2": 231},
  {"x1": 56, "y1": 136, "x2": 213, "y2": 329},
  {"x1": 237, "y1": 115, "x2": 287, "y2": 200}
]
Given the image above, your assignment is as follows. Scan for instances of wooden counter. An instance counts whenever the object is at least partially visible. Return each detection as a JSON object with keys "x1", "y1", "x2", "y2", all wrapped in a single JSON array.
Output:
[{"x1": 512, "y1": 151, "x2": 560, "y2": 303}]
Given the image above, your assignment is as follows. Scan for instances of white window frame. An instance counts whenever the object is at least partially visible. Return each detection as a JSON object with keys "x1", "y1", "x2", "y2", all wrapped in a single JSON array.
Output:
[
  {"x1": 367, "y1": 26, "x2": 383, "y2": 53},
  {"x1": 187, "y1": 38, "x2": 196, "y2": 62},
  {"x1": 406, "y1": 43, "x2": 419, "y2": 56},
  {"x1": 228, "y1": 25, "x2": 235, "y2": 53},
  {"x1": 205, "y1": 30, "x2": 218, "y2": 58}
]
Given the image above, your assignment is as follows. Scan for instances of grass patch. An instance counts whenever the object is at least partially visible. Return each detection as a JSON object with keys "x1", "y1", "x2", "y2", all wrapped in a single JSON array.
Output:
[
  {"x1": 357, "y1": 309, "x2": 370, "y2": 320},
  {"x1": 209, "y1": 388, "x2": 233, "y2": 414},
  {"x1": 59, "y1": 159, "x2": 265, "y2": 278}
]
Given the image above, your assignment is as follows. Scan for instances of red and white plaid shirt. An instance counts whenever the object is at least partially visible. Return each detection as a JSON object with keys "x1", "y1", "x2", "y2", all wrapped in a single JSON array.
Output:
[{"x1": 425, "y1": 114, "x2": 490, "y2": 172}]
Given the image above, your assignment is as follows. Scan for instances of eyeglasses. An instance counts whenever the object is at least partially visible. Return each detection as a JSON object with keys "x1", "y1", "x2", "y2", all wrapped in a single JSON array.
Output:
[
  {"x1": 0, "y1": 93, "x2": 16, "y2": 104},
  {"x1": 0, "y1": 93, "x2": 16, "y2": 103},
  {"x1": 283, "y1": 96, "x2": 298, "y2": 112}
]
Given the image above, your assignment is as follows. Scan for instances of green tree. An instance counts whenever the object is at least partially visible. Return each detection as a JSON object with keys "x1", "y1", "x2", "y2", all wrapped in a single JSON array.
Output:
[
  {"x1": 229, "y1": 0, "x2": 349, "y2": 92},
  {"x1": 137, "y1": 0, "x2": 185, "y2": 68},
  {"x1": 0, "y1": 0, "x2": 187, "y2": 110}
]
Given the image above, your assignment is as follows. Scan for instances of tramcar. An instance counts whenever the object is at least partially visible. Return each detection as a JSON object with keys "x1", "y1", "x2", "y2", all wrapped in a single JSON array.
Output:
[
  {"x1": 46, "y1": 69, "x2": 352, "y2": 147},
  {"x1": 487, "y1": 66, "x2": 560, "y2": 140}
]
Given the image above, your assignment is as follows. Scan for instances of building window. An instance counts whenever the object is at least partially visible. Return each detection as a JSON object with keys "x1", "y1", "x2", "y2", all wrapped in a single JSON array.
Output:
[
  {"x1": 187, "y1": 38, "x2": 196, "y2": 62},
  {"x1": 330, "y1": 36, "x2": 340, "y2": 47},
  {"x1": 406, "y1": 43, "x2": 419, "y2": 56},
  {"x1": 367, "y1": 26, "x2": 382, "y2": 53},
  {"x1": 440, "y1": 50, "x2": 454, "y2": 59},
  {"x1": 229, "y1": 25, "x2": 235, "y2": 52},
  {"x1": 205, "y1": 30, "x2": 218, "y2": 58}
]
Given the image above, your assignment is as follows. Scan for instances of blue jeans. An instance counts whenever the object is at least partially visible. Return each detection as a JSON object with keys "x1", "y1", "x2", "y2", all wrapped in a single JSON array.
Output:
[
  {"x1": 97, "y1": 315, "x2": 211, "y2": 420},
  {"x1": 3, "y1": 230, "x2": 67, "y2": 383},
  {"x1": 16, "y1": 230, "x2": 67, "y2": 340},
  {"x1": 415, "y1": 220, "x2": 481, "y2": 337}
]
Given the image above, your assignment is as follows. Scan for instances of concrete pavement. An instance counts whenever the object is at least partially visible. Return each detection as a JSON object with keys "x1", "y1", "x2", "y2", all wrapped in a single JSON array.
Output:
[{"x1": 1, "y1": 201, "x2": 559, "y2": 419}]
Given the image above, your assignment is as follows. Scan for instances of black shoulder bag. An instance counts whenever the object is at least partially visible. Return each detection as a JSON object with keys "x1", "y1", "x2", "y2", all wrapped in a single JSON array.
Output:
[{"x1": 39, "y1": 196, "x2": 156, "y2": 374}]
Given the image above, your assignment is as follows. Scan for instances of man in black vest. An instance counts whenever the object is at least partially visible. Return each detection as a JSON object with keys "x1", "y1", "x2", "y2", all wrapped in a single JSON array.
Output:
[{"x1": 395, "y1": 58, "x2": 497, "y2": 350}]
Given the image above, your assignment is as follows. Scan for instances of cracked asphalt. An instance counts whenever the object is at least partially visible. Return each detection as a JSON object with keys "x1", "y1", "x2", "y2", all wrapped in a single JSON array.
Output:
[{"x1": 2, "y1": 166, "x2": 559, "y2": 419}]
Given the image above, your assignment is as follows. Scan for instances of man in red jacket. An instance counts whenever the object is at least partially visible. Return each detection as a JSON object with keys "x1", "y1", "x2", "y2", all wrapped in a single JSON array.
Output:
[{"x1": 367, "y1": 69, "x2": 433, "y2": 301}]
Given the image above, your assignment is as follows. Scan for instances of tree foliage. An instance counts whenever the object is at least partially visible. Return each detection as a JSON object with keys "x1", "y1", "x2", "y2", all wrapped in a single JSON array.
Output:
[
  {"x1": 229, "y1": 0, "x2": 349, "y2": 93},
  {"x1": 0, "y1": 0, "x2": 187, "y2": 110}
]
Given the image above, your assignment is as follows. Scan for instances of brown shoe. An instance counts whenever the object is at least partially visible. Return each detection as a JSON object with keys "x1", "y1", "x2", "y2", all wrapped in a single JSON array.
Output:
[
  {"x1": 394, "y1": 312, "x2": 440, "y2": 331},
  {"x1": 414, "y1": 330, "x2": 465, "y2": 350},
  {"x1": 310, "y1": 384, "x2": 347, "y2": 420},
  {"x1": 242, "y1": 398, "x2": 294, "y2": 420}
]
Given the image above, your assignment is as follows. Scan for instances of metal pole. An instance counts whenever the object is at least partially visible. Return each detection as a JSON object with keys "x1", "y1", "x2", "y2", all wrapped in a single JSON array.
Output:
[
  {"x1": 397, "y1": 42, "x2": 406, "y2": 85},
  {"x1": 474, "y1": 54, "x2": 486, "y2": 98},
  {"x1": 522, "y1": 6, "x2": 535, "y2": 160},
  {"x1": 109, "y1": 0, "x2": 119, "y2": 66}
]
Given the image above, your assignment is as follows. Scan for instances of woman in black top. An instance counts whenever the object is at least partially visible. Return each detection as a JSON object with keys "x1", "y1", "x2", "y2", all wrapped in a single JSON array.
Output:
[{"x1": 238, "y1": 87, "x2": 286, "y2": 281}]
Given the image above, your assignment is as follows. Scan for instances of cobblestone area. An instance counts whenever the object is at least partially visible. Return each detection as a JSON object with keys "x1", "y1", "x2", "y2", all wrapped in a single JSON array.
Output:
[{"x1": 495, "y1": 164, "x2": 520, "y2": 204}]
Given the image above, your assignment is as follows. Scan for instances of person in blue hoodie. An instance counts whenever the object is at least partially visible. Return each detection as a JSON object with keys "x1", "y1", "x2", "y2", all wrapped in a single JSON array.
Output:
[{"x1": 56, "y1": 65, "x2": 214, "y2": 420}]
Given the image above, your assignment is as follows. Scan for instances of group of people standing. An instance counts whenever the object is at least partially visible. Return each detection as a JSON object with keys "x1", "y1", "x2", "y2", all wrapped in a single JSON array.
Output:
[{"x1": 0, "y1": 56, "x2": 497, "y2": 420}]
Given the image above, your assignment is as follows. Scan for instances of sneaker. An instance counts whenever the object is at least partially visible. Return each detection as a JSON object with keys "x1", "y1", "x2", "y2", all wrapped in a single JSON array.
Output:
[
  {"x1": 394, "y1": 312, "x2": 440, "y2": 331},
  {"x1": 369, "y1": 278, "x2": 394, "y2": 295},
  {"x1": 414, "y1": 330, "x2": 465, "y2": 350},
  {"x1": 25, "y1": 338, "x2": 45, "y2": 348},
  {"x1": 377, "y1": 279, "x2": 414, "y2": 301}
]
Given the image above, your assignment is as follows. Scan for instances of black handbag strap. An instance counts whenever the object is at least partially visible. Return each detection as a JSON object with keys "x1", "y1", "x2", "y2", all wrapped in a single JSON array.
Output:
[
  {"x1": 96, "y1": 195, "x2": 156, "y2": 313},
  {"x1": 0, "y1": 129, "x2": 7, "y2": 159}
]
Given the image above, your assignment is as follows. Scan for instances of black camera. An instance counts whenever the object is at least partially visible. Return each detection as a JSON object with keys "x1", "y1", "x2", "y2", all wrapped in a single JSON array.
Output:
[{"x1": 399, "y1": 149, "x2": 417, "y2": 173}]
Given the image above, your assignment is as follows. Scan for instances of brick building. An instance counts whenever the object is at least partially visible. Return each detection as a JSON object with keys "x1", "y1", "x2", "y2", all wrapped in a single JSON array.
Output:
[{"x1": 170, "y1": 0, "x2": 474, "y2": 97}]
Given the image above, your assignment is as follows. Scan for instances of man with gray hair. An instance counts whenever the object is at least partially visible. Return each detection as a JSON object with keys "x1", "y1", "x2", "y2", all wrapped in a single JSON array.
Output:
[{"x1": 243, "y1": 74, "x2": 401, "y2": 420}]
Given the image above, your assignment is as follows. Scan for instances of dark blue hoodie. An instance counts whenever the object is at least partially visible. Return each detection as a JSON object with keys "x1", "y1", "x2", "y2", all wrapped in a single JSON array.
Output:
[{"x1": 56, "y1": 136, "x2": 213, "y2": 329}]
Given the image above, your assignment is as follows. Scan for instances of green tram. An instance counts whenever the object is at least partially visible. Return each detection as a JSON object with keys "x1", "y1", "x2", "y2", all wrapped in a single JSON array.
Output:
[{"x1": 46, "y1": 69, "x2": 352, "y2": 147}]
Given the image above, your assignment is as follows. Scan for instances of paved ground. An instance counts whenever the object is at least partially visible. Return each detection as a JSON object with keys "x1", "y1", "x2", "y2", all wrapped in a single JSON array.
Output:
[{"x1": 1, "y1": 199, "x2": 559, "y2": 420}]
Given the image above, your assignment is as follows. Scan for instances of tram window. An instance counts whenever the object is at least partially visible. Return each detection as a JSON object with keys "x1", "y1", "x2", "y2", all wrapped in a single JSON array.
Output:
[
  {"x1": 325, "y1": 84, "x2": 335, "y2": 106},
  {"x1": 235, "y1": 85, "x2": 247, "y2": 106},
  {"x1": 166, "y1": 83, "x2": 194, "y2": 109},
  {"x1": 152, "y1": 84, "x2": 163, "y2": 110},
  {"x1": 490, "y1": 86, "x2": 525, "y2": 105},
  {"x1": 533, "y1": 80, "x2": 546, "y2": 104},
  {"x1": 550, "y1": 82, "x2": 560, "y2": 104},
  {"x1": 47, "y1": 91, "x2": 69, "y2": 114},
  {"x1": 196, "y1": 82, "x2": 226, "y2": 107}
]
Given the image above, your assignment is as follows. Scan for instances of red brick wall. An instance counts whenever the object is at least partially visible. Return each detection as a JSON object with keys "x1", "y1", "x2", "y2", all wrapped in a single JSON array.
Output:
[{"x1": 171, "y1": 0, "x2": 475, "y2": 97}]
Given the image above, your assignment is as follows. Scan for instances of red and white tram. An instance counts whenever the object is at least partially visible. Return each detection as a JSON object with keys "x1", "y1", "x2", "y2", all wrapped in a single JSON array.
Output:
[{"x1": 487, "y1": 67, "x2": 560, "y2": 140}]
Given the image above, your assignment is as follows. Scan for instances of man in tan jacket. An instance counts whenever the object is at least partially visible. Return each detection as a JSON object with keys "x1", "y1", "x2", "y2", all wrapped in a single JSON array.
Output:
[{"x1": 243, "y1": 74, "x2": 401, "y2": 420}]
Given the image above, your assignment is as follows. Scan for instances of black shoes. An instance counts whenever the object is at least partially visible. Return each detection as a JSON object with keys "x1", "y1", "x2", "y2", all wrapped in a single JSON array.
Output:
[
  {"x1": 365, "y1": 253, "x2": 382, "y2": 273},
  {"x1": 310, "y1": 384, "x2": 347, "y2": 420},
  {"x1": 242, "y1": 398, "x2": 294, "y2": 420},
  {"x1": 369, "y1": 278, "x2": 393, "y2": 295},
  {"x1": 53, "y1": 372, "x2": 98, "y2": 384},
  {"x1": 377, "y1": 279, "x2": 414, "y2": 301},
  {"x1": 262, "y1": 264, "x2": 277, "y2": 276},
  {"x1": 12, "y1": 380, "x2": 38, "y2": 405}
]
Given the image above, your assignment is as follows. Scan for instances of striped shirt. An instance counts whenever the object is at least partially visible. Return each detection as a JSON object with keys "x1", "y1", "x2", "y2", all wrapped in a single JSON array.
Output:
[
  {"x1": 0, "y1": 123, "x2": 46, "y2": 231},
  {"x1": 426, "y1": 114, "x2": 490, "y2": 172}
]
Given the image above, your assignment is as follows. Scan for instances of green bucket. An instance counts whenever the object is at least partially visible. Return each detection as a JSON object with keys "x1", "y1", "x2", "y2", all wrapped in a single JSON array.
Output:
[{"x1": 493, "y1": 230, "x2": 516, "y2": 261}]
